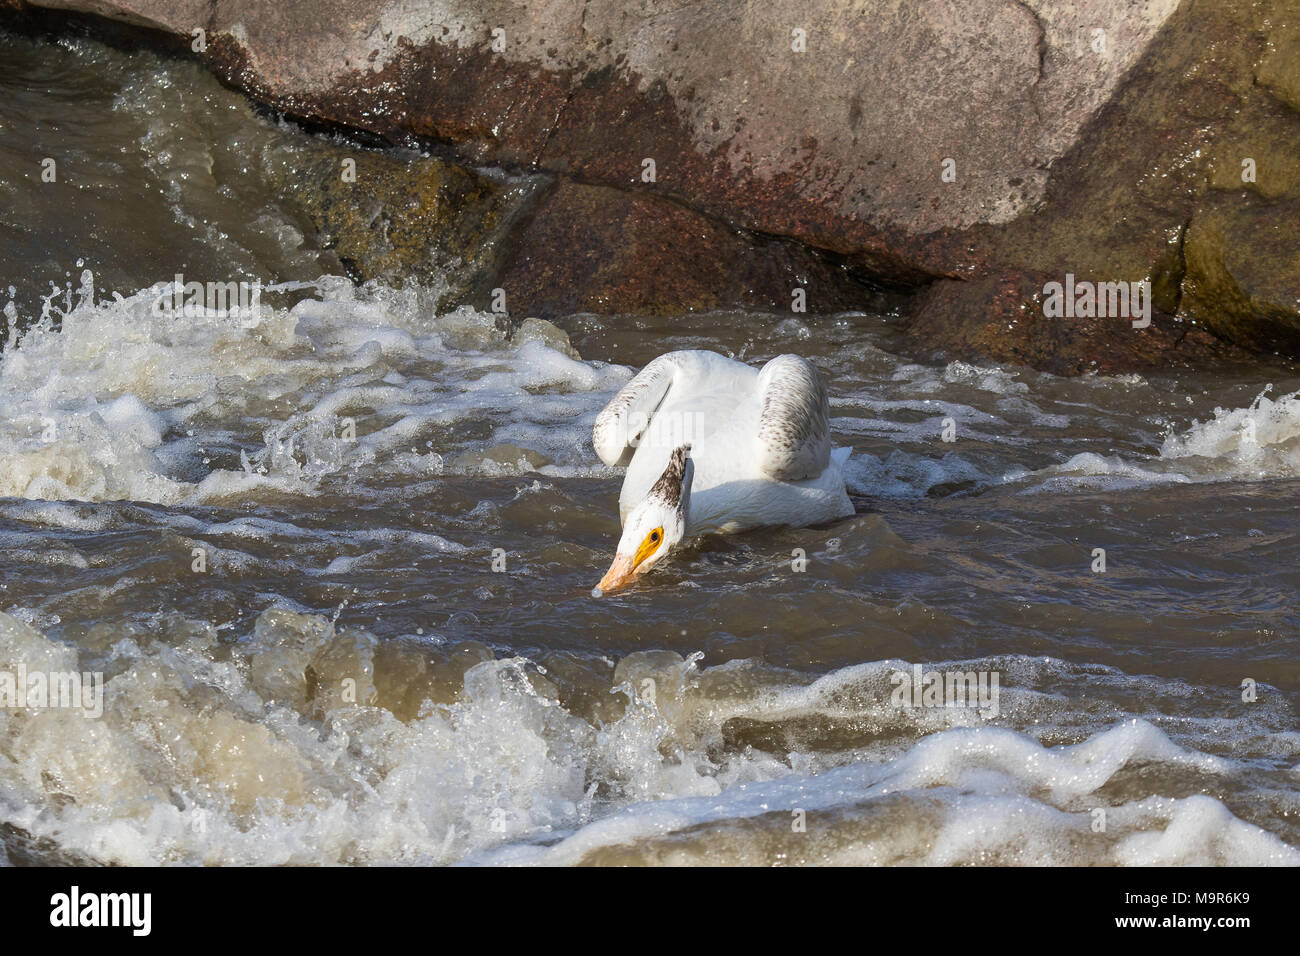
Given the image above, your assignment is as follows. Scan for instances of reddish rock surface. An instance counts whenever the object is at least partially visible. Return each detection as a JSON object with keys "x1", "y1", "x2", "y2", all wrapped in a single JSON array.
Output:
[
  {"x1": 908, "y1": 272, "x2": 1248, "y2": 376},
  {"x1": 496, "y1": 179, "x2": 869, "y2": 319}
]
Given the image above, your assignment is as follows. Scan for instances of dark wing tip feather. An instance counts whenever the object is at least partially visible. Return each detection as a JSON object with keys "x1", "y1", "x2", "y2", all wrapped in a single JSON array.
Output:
[{"x1": 647, "y1": 443, "x2": 692, "y2": 509}]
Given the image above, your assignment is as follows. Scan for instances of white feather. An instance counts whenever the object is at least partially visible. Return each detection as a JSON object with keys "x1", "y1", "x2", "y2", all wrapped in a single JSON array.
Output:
[{"x1": 594, "y1": 350, "x2": 854, "y2": 534}]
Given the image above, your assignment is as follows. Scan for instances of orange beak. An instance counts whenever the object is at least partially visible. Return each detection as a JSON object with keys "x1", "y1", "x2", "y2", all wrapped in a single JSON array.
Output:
[{"x1": 593, "y1": 553, "x2": 638, "y2": 596}]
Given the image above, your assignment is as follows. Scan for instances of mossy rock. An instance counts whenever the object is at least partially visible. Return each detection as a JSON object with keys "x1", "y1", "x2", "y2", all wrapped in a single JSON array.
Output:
[
  {"x1": 1180, "y1": 193, "x2": 1300, "y2": 354},
  {"x1": 270, "y1": 147, "x2": 545, "y2": 309},
  {"x1": 1205, "y1": 124, "x2": 1300, "y2": 202},
  {"x1": 1256, "y1": 20, "x2": 1300, "y2": 113}
]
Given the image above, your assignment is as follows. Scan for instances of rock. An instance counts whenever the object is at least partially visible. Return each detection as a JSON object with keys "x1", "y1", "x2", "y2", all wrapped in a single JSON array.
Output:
[
  {"x1": 907, "y1": 271, "x2": 1245, "y2": 376},
  {"x1": 495, "y1": 179, "x2": 867, "y2": 319},
  {"x1": 271, "y1": 152, "x2": 869, "y2": 317},
  {"x1": 270, "y1": 147, "x2": 542, "y2": 308},
  {"x1": 932, "y1": 0, "x2": 1300, "y2": 367},
  {"x1": 985, "y1": 2, "x2": 1298, "y2": 269},
  {"x1": 7, "y1": 0, "x2": 1187, "y2": 284},
  {"x1": 7, "y1": 0, "x2": 1300, "y2": 372},
  {"x1": 1256, "y1": 21, "x2": 1300, "y2": 112},
  {"x1": 198, "y1": 100, "x2": 870, "y2": 317},
  {"x1": 511, "y1": 317, "x2": 580, "y2": 359},
  {"x1": 1180, "y1": 194, "x2": 1300, "y2": 355}
]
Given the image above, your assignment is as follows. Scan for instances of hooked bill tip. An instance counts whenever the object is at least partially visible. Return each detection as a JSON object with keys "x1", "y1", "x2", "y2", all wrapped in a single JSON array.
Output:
[{"x1": 590, "y1": 587, "x2": 603, "y2": 598}]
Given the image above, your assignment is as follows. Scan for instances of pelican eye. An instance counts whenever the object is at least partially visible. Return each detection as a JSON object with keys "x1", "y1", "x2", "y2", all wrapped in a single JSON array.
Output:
[{"x1": 633, "y1": 526, "x2": 666, "y2": 567}]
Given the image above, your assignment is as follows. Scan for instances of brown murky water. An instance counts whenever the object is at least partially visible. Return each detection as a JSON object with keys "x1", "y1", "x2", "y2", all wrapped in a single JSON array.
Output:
[{"x1": 0, "y1": 30, "x2": 1297, "y2": 866}]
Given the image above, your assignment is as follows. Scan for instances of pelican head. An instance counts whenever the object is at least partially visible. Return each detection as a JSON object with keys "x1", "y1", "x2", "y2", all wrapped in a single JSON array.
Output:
[{"x1": 593, "y1": 444, "x2": 693, "y2": 595}]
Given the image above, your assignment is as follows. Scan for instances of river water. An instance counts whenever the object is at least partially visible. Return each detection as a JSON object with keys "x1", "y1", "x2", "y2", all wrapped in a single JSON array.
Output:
[{"x1": 1, "y1": 29, "x2": 1297, "y2": 866}]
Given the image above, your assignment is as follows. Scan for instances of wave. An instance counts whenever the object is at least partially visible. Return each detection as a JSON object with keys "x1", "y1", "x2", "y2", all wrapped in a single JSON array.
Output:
[
  {"x1": 1009, "y1": 388, "x2": 1300, "y2": 492},
  {"x1": 1, "y1": 608, "x2": 1294, "y2": 865}
]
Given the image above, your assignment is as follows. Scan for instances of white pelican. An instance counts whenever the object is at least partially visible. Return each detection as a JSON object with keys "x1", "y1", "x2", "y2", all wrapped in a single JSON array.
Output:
[{"x1": 592, "y1": 350, "x2": 854, "y2": 594}]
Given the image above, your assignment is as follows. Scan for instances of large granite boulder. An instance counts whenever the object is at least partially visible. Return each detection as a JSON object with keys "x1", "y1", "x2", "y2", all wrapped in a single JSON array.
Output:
[
  {"x1": 7, "y1": 0, "x2": 1300, "y2": 370},
  {"x1": 13, "y1": 0, "x2": 1184, "y2": 278}
]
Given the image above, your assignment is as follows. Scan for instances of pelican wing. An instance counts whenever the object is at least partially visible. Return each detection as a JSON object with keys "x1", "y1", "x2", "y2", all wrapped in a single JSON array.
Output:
[
  {"x1": 592, "y1": 352, "x2": 679, "y2": 467},
  {"x1": 754, "y1": 354, "x2": 833, "y2": 480}
]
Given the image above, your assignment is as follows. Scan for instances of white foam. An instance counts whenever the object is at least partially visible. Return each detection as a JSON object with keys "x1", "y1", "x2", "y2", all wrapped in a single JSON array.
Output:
[
  {"x1": 1159, "y1": 388, "x2": 1300, "y2": 480},
  {"x1": 0, "y1": 275, "x2": 627, "y2": 505},
  {"x1": 476, "y1": 719, "x2": 1293, "y2": 867},
  {"x1": 1009, "y1": 388, "x2": 1300, "y2": 492},
  {"x1": 1, "y1": 615, "x2": 1292, "y2": 867}
]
